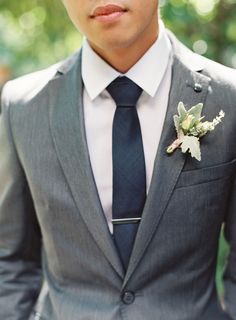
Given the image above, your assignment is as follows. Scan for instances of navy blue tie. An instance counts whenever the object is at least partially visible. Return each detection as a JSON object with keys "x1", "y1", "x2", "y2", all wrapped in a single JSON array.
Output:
[{"x1": 107, "y1": 77, "x2": 146, "y2": 270}]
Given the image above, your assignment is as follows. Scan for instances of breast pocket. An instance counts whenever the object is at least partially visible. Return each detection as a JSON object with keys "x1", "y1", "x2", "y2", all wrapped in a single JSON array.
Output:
[
  {"x1": 166, "y1": 159, "x2": 236, "y2": 249},
  {"x1": 176, "y1": 158, "x2": 236, "y2": 189}
]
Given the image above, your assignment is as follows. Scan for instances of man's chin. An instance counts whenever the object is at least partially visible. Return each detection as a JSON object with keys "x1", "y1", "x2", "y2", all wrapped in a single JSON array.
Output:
[{"x1": 89, "y1": 35, "x2": 136, "y2": 52}]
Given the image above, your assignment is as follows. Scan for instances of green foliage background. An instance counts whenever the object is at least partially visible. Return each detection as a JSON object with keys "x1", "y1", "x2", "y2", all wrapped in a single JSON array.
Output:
[
  {"x1": 0, "y1": 0, "x2": 236, "y2": 77},
  {"x1": 0, "y1": 0, "x2": 234, "y2": 295}
]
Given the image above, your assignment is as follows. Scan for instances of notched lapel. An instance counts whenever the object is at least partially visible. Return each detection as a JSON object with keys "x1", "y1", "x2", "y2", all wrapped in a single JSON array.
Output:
[
  {"x1": 48, "y1": 53, "x2": 124, "y2": 279},
  {"x1": 123, "y1": 54, "x2": 211, "y2": 287}
]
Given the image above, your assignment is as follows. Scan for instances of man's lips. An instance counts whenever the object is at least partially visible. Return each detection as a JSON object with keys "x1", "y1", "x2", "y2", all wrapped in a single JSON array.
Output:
[
  {"x1": 91, "y1": 4, "x2": 127, "y2": 18},
  {"x1": 91, "y1": 4, "x2": 127, "y2": 22}
]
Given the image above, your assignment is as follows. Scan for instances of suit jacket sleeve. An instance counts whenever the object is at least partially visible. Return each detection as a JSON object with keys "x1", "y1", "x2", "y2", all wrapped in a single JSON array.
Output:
[
  {"x1": 223, "y1": 173, "x2": 236, "y2": 320},
  {"x1": 0, "y1": 83, "x2": 42, "y2": 320}
]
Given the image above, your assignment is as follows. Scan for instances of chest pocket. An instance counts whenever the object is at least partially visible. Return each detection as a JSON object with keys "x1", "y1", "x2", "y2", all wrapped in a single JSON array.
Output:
[{"x1": 176, "y1": 158, "x2": 236, "y2": 189}]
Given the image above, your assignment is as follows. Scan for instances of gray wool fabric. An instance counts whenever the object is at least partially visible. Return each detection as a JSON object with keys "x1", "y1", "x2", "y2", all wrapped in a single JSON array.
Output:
[{"x1": 0, "y1": 32, "x2": 236, "y2": 320}]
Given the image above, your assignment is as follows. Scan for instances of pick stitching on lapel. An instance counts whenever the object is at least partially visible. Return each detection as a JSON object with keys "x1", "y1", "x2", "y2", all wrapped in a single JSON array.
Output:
[
  {"x1": 48, "y1": 52, "x2": 124, "y2": 279},
  {"x1": 122, "y1": 51, "x2": 211, "y2": 288}
]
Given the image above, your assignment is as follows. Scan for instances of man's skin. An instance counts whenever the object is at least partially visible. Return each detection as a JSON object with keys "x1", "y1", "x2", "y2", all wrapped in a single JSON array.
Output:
[{"x1": 62, "y1": 0, "x2": 159, "y2": 73}]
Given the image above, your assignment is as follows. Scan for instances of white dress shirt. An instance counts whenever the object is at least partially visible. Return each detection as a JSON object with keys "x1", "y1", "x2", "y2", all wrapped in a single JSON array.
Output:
[{"x1": 81, "y1": 21, "x2": 173, "y2": 233}]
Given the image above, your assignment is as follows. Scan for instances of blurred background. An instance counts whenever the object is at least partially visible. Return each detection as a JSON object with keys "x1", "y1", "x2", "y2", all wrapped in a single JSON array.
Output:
[
  {"x1": 1, "y1": 0, "x2": 236, "y2": 80},
  {"x1": 0, "y1": 0, "x2": 235, "y2": 295}
]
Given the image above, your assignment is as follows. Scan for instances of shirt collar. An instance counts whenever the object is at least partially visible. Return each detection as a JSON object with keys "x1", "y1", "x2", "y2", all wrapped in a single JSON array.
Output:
[{"x1": 81, "y1": 21, "x2": 172, "y2": 100}]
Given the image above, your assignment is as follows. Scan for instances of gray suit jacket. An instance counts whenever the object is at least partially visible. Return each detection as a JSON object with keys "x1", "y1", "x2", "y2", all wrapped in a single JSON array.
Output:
[{"x1": 0, "y1": 33, "x2": 236, "y2": 320}]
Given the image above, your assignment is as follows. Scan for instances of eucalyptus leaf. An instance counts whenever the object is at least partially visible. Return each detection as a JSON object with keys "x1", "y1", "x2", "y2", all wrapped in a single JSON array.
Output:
[
  {"x1": 181, "y1": 136, "x2": 201, "y2": 161},
  {"x1": 187, "y1": 103, "x2": 203, "y2": 119},
  {"x1": 173, "y1": 115, "x2": 180, "y2": 133},
  {"x1": 177, "y1": 102, "x2": 187, "y2": 121}
]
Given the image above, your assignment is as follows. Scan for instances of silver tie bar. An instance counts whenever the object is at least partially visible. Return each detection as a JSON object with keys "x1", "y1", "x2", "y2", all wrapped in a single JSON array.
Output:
[{"x1": 112, "y1": 217, "x2": 142, "y2": 225}]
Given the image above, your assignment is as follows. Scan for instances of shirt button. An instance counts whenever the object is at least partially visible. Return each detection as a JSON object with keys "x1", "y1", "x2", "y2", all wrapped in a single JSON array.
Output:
[
  {"x1": 194, "y1": 83, "x2": 202, "y2": 92},
  {"x1": 122, "y1": 291, "x2": 135, "y2": 304}
]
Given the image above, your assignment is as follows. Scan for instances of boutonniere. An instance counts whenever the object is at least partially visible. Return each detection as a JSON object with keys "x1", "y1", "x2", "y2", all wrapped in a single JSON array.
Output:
[{"x1": 166, "y1": 102, "x2": 225, "y2": 161}]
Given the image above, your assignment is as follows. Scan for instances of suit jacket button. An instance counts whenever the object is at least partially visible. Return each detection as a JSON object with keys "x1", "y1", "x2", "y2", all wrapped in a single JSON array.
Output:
[
  {"x1": 194, "y1": 83, "x2": 202, "y2": 92},
  {"x1": 122, "y1": 291, "x2": 135, "y2": 304},
  {"x1": 34, "y1": 312, "x2": 41, "y2": 320}
]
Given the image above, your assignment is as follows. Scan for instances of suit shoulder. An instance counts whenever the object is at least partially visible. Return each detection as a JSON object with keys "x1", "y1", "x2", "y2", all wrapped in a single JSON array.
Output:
[
  {"x1": 200, "y1": 55, "x2": 236, "y2": 90},
  {"x1": 1, "y1": 50, "x2": 80, "y2": 109},
  {"x1": 2, "y1": 63, "x2": 58, "y2": 108},
  {"x1": 168, "y1": 30, "x2": 236, "y2": 90}
]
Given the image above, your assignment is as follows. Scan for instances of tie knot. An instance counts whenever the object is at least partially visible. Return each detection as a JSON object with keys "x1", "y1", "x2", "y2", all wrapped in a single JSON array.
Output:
[{"x1": 106, "y1": 77, "x2": 142, "y2": 107}]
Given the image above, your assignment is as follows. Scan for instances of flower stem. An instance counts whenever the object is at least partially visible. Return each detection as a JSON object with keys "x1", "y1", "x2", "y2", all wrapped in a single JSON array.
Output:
[{"x1": 166, "y1": 138, "x2": 182, "y2": 154}]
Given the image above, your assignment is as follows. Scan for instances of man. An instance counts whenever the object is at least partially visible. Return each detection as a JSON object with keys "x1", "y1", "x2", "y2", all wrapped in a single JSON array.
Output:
[{"x1": 0, "y1": 0, "x2": 235, "y2": 319}]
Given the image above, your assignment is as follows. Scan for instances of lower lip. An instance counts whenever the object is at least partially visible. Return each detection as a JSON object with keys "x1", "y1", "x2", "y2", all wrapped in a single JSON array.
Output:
[{"x1": 93, "y1": 11, "x2": 125, "y2": 23}]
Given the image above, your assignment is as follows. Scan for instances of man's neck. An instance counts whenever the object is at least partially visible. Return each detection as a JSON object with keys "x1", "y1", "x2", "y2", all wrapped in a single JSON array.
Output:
[{"x1": 88, "y1": 22, "x2": 159, "y2": 74}]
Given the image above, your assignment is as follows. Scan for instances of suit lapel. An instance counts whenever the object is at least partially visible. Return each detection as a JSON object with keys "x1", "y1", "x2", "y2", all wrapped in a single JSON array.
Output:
[
  {"x1": 123, "y1": 52, "x2": 211, "y2": 287},
  {"x1": 48, "y1": 52, "x2": 124, "y2": 279}
]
